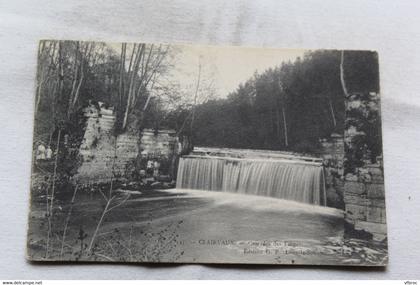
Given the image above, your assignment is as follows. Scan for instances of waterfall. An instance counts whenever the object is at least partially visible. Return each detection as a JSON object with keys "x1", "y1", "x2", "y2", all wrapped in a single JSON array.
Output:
[{"x1": 176, "y1": 156, "x2": 327, "y2": 206}]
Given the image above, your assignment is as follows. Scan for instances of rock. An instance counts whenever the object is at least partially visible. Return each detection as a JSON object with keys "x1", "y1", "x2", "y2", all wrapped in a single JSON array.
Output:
[
  {"x1": 360, "y1": 173, "x2": 372, "y2": 183},
  {"x1": 362, "y1": 247, "x2": 381, "y2": 255},
  {"x1": 116, "y1": 189, "x2": 142, "y2": 195},
  {"x1": 157, "y1": 175, "x2": 172, "y2": 182},
  {"x1": 342, "y1": 258, "x2": 361, "y2": 264},
  {"x1": 355, "y1": 221, "x2": 387, "y2": 236},
  {"x1": 144, "y1": 177, "x2": 155, "y2": 185},
  {"x1": 151, "y1": 181, "x2": 162, "y2": 188},
  {"x1": 344, "y1": 181, "x2": 365, "y2": 194},
  {"x1": 345, "y1": 173, "x2": 358, "y2": 182}
]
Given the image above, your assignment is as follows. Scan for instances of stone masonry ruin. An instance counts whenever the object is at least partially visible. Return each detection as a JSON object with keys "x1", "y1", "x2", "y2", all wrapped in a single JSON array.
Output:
[
  {"x1": 75, "y1": 103, "x2": 179, "y2": 184},
  {"x1": 343, "y1": 92, "x2": 386, "y2": 241}
]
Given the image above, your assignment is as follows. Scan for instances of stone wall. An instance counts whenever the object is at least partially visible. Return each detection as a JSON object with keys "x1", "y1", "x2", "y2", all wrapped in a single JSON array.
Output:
[
  {"x1": 343, "y1": 162, "x2": 386, "y2": 241},
  {"x1": 75, "y1": 103, "x2": 179, "y2": 183},
  {"x1": 318, "y1": 117, "x2": 386, "y2": 241},
  {"x1": 140, "y1": 129, "x2": 179, "y2": 159},
  {"x1": 343, "y1": 92, "x2": 386, "y2": 241},
  {"x1": 318, "y1": 134, "x2": 345, "y2": 209}
]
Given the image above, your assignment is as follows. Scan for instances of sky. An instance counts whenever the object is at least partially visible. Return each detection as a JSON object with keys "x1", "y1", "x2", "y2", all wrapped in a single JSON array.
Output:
[
  {"x1": 168, "y1": 44, "x2": 306, "y2": 99},
  {"x1": 109, "y1": 42, "x2": 307, "y2": 102}
]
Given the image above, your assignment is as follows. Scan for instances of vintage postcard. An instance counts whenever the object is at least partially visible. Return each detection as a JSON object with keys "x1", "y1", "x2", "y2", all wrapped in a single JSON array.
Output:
[{"x1": 27, "y1": 40, "x2": 387, "y2": 266}]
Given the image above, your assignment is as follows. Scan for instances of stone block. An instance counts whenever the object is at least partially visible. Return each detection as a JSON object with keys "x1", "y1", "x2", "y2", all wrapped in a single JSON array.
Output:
[
  {"x1": 367, "y1": 167, "x2": 384, "y2": 183},
  {"x1": 344, "y1": 194, "x2": 385, "y2": 208},
  {"x1": 344, "y1": 181, "x2": 365, "y2": 194},
  {"x1": 370, "y1": 198, "x2": 386, "y2": 208},
  {"x1": 344, "y1": 194, "x2": 368, "y2": 206},
  {"x1": 371, "y1": 233, "x2": 387, "y2": 242},
  {"x1": 366, "y1": 183, "x2": 385, "y2": 198},
  {"x1": 366, "y1": 206, "x2": 387, "y2": 224},
  {"x1": 355, "y1": 221, "x2": 387, "y2": 235},
  {"x1": 345, "y1": 203, "x2": 367, "y2": 221}
]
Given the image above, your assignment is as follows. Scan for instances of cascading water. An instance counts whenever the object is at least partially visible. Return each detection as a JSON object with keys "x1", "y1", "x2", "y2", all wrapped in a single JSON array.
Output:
[{"x1": 176, "y1": 155, "x2": 327, "y2": 206}]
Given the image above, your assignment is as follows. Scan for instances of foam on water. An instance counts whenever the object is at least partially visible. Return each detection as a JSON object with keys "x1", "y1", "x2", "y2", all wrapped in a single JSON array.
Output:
[{"x1": 167, "y1": 188, "x2": 343, "y2": 217}]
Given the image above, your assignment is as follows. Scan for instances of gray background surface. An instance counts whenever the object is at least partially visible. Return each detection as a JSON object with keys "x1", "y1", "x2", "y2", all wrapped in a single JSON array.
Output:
[{"x1": 1, "y1": 0, "x2": 420, "y2": 279}]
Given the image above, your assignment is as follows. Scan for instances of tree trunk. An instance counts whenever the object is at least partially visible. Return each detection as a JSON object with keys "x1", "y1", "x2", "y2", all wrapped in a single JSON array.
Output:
[
  {"x1": 329, "y1": 98, "x2": 337, "y2": 127},
  {"x1": 190, "y1": 62, "x2": 202, "y2": 136},
  {"x1": 35, "y1": 41, "x2": 57, "y2": 115},
  {"x1": 72, "y1": 62, "x2": 84, "y2": 109},
  {"x1": 282, "y1": 106, "x2": 288, "y2": 147},
  {"x1": 340, "y1": 50, "x2": 350, "y2": 98},
  {"x1": 119, "y1": 43, "x2": 126, "y2": 108},
  {"x1": 35, "y1": 80, "x2": 44, "y2": 114},
  {"x1": 276, "y1": 107, "x2": 281, "y2": 143},
  {"x1": 60, "y1": 184, "x2": 79, "y2": 258},
  {"x1": 45, "y1": 128, "x2": 61, "y2": 258},
  {"x1": 57, "y1": 42, "x2": 64, "y2": 107},
  {"x1": 68, "y1": 42, "x2": 80, "y2": 118},
  {"x1": 277, "y1": 79, "x2": 288, "y2": 147},
  {"x1": 49, "y1": 129, "x2": 61, "y2": 217},
  {"x1": 122, "y1": 44, "x2": 144, "y2": 130}
]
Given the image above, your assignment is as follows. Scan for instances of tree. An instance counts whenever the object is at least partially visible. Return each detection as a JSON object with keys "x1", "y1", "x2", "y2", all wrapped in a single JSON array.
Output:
[
  {"x1": 189, "y1": 60, "x2": 202, "y2": 137},
  {"x1": 118, "y1": 43, "x2": 171, "y2": 131},
  {"x1": 187, "y1": 50, "x2": 348, "y2": 153},
  {"x1": 277, "y1": 79, "x2": 288, "y2": 147}
]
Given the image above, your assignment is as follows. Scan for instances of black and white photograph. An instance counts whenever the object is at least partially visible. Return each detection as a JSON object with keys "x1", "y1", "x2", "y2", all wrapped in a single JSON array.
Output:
[{"x1": 27, "y1": 40, "x2": 387, "y2": 266}]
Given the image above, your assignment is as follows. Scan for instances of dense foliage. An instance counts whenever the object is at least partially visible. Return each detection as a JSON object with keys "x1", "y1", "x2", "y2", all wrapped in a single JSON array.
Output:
[
  {"x1": 172, "y1": 50, "x2": 379, "y2": 154},
  {"x1": 34, "y1": 42, "x2": 381, "y2": 160}
]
